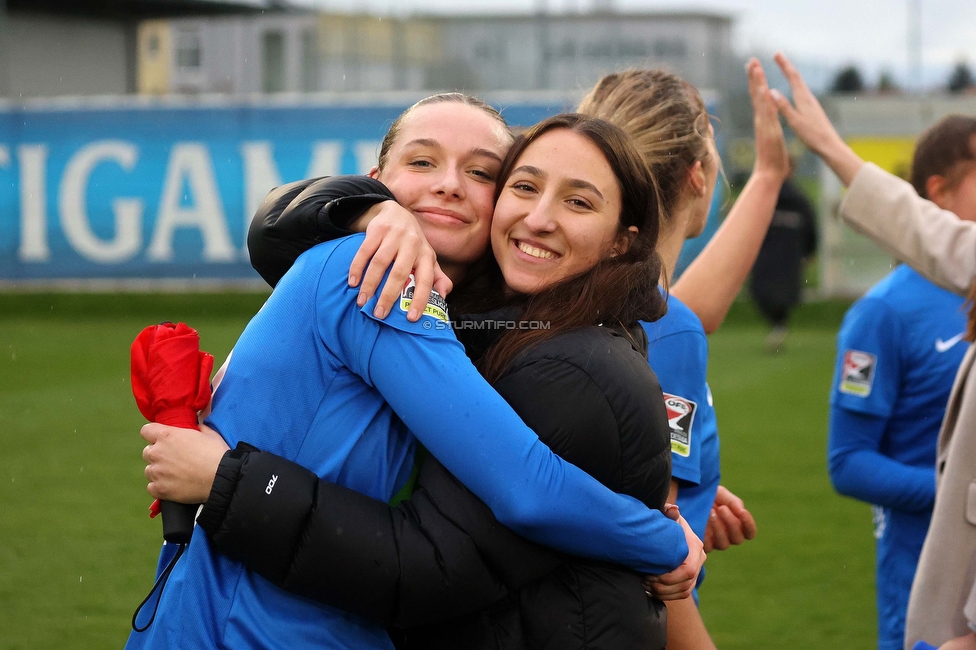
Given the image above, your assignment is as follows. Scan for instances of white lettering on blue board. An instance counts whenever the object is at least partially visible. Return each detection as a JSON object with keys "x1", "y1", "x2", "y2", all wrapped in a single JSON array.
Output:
[
  {"x1": 18, "y1": 144, "x2": 50, "y2": 263},
  {"x1": 148, "y1": 143, "x2": 236, "y2": 263},
  {"x1": 59, "y1": 140, "x2": 143, "y2": 264}
]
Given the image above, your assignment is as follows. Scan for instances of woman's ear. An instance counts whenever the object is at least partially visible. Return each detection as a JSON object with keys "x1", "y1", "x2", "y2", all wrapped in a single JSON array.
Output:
[
  {"x1": 613, "y1": 226, "x2": 640, "y2": 256},
  {"x1": 686, "y1": 160, "x2": 707, "y2": 198},
  {"x1": 368, "y1": 166, "x2": 381, "y2": 180},
  {"x1": 926, "y1": 174, "x2": 947, "y2": 207}
]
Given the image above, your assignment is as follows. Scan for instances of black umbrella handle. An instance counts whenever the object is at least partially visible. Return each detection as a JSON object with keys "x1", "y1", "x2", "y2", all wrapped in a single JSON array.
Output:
[{"x1": 160, "y1": 500, "x2": 197, "y2": 544}]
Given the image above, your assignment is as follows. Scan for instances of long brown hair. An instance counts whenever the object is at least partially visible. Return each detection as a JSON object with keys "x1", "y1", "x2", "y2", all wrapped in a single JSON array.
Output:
[{"x1": 469, "y1": 113, "x2": 667, "y2": 382}]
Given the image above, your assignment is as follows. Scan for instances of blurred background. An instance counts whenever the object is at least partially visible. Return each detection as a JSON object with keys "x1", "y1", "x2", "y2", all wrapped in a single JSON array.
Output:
[{"x1": 0, "y1": 0, "x2": 974, "y2": 647}]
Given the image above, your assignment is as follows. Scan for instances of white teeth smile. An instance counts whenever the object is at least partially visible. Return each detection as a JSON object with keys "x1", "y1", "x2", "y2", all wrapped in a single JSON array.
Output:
[{"x1": 517, "y1": 241, "x2": 556, "y2": 260}]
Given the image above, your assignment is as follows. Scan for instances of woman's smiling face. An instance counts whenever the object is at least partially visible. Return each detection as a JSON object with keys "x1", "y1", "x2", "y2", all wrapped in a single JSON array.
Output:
[
  {"x1": 490, "y1": 128, "x2": 632, "y2": 295},
  {"x1": 373, "y1": 102, "x2": 511, "y2": 271}
]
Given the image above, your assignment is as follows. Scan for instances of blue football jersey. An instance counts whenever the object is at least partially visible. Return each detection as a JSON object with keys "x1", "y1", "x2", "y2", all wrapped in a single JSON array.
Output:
[
  {"x1": 829, "y1": 265, "x2": 967, "y2": 650},
  {"x1": 642, "y1": 293, "x2": 721, "y2": 594}
]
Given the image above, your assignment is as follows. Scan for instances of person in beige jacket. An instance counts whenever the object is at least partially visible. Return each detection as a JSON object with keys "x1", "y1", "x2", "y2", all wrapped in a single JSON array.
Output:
[{"x1": 763, "y1": 53, "x2": 976, "y2": 650}]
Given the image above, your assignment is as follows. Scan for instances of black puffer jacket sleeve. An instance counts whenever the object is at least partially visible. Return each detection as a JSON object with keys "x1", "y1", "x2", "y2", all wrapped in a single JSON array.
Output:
[
  {"x1": 198, "y1": 445, "x2": 559, "y2": 627},
  {"x1": 247, "y1": 175, "x2": 394, "y2": 287}
]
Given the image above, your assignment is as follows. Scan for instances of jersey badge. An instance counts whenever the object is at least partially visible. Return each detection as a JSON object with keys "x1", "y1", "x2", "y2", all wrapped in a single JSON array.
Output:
[
  {"x1": 400, "y1": 275, "x2": 449, "y2": 323},
  {"x1": 663, "y1": 392, "x2": 697, "y2": 457},
  {"x1": 840, "y1": 349, "x2": 876, "y2": 397}
]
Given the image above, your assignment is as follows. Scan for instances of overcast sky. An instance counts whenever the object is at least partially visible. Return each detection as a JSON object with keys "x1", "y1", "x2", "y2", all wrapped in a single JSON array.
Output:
[{"x1": 300, "y1": 0, "x2": 976, "y2": 89}]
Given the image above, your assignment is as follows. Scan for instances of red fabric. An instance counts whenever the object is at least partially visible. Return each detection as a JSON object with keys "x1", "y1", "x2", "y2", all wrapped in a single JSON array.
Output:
[
  {"x1": 131, "y1": 322, "x2": 214, "y2": 429},
  {"x1": 131, "y1": 322, "x2": 214, "y2": 517}
]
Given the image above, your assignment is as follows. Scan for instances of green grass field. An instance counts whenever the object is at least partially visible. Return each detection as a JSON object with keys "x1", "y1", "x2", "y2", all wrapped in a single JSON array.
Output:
[{"x1": 0, "y1": 294, "x2": 876, "y2": 649}]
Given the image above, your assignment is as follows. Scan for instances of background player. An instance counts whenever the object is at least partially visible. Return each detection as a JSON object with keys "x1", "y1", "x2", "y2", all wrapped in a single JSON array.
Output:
[{"x1": 827, "y1": 116, "x2": 976, "y2": 650}]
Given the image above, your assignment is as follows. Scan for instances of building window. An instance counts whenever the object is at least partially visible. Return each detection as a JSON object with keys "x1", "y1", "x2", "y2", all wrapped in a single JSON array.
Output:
[
  {"x1": 301, "y1": 28, "x2": 318, "y2": 92},
  {"x1": 262, "y1": 31, "x2": 286, "y2": 93},
  {"x1": 261, "y1": 31, "x2": 285, "y2": 93},
  {"x1": 175, "y1": 30, "x2": 202, "y2": 69}
]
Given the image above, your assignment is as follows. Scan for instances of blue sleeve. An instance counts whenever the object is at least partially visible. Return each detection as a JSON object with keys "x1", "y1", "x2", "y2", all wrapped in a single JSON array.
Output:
[
  {"x1": 830, "y1": 297, "x2": 902, "y2": 417},
  {"x1": 647, "y1": 329, "x2": 709, "y2": 486},
  {"x1": 365, "y1": 328, "x2": 687, "y2": 574},
  {"x1": 827, "y1": 407, "x2": 936, "y2": 512},
  {"x1": 312, "y1": 240, "x2": 686, "y2": 573}
]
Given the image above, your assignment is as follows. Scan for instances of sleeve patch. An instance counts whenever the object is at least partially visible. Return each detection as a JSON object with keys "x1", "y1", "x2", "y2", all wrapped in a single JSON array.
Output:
[
  {"x1": 400, "y1": 275, "x2": 449, "y2": 323},
  {"x1": 839, "y1": 349, "x2": 877, "y2": 397},
  {"x1": 663, "y1": 392, "x2": 697, "y2": 458}
]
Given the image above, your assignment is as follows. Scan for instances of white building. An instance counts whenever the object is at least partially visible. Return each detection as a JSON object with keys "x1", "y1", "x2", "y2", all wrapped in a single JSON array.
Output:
[
  {"x1": 136, "y1": 9, "x2": 734, "y2": 96},
  {"x1": 139, "y1": 13, "x2": 319, "y2": 95},
  {"x1": 0, "y1": 0, "x2": 281, "y2": 99},
  {"x1": 436, "y1": 11, "x2": 732, "y2": 94}
]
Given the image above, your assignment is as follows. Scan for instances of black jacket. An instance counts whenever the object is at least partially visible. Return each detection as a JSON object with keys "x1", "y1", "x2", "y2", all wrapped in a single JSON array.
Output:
[
  {"x1": 749, "y1": 179, "x2": 818, "y2": 309},
  {"x1": 246, "y1": 175, "x2": 395, "y2": 287},
  {"x1": 201, "y1": 177, "x2": 674, "y2": 649}
]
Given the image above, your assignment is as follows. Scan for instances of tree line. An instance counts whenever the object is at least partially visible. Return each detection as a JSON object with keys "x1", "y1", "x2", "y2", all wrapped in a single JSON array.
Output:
[{"x1": 831, "y1": 61, "x2": 974, "y2": 94}]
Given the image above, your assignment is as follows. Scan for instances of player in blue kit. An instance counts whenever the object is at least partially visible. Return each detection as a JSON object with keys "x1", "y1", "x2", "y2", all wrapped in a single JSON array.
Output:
[
  {"x1": 131, "y1": 104, "x2": 702, "y2": 650},
  {"x1": 827, "y1": 115, "x2": 976, "y2": 650},
  {"x1": 644, "y1": 294, "x2": 719, "y2": 570}
]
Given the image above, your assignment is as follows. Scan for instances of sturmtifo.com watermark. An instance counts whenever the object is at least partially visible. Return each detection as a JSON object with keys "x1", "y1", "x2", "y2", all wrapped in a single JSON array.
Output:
[{"x1": 421, "y1": 319, "x2": 552, "y2": 331}]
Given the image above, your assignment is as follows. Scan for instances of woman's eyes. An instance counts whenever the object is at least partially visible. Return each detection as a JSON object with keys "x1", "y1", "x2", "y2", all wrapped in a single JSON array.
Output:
[
  {"x1": 509, "y1": 182, "x2": 592, "y2": 209},
  {"x1": 406, "y1": 159, "x2": 495, "y2": 182},
  {"x1": 510, "y1": 181, "x2": 536, "y2": 193},
  {"x1": 470, "y1": 169, "x2": 496, "y2": 182},
  {"x1": 508, "y1": 181, "x2": 596, "y2": 211}
]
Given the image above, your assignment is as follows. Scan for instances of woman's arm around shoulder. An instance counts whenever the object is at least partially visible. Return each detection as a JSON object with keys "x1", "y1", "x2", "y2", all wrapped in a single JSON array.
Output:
[
  {"x1": 248, "y1": 175, "x2": 395, "y2": 287},
  {"x1": 249, "y1": 175, "x2": 449, "y2": 321},
  {"x1": 361, "y1": 321, "x2": 691, "y2": 575}
]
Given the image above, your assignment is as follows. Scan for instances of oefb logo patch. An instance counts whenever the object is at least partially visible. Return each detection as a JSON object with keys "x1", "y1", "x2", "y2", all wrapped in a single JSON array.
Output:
[
  {"x1": 663, "y1": 392, "x2": 697, "y2": 457},
  {"x1": 840, "y1": 349, "x2": 876, "y2": 397}
]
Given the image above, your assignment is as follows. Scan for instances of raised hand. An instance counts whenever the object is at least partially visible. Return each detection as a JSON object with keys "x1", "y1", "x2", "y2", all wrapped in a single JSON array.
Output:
[
  {"x1": 747, "y1": 57, "x2": 790, "y2": 183},
  {"x1": 769, "y1": 52, "x2": 864, "y2": 186}
]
